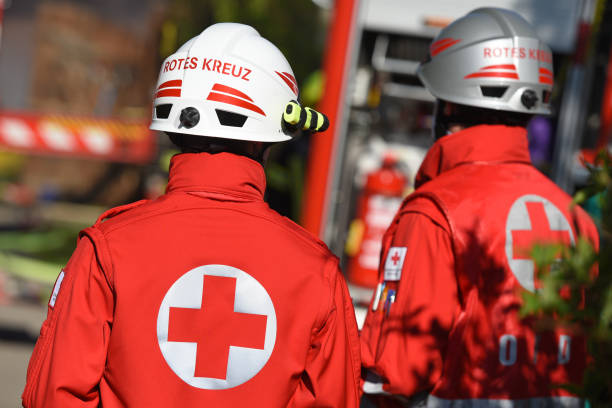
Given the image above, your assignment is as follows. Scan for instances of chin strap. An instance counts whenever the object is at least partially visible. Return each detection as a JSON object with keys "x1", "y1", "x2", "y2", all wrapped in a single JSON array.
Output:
[{"x1": 282, "y1": 100, "x2": 330, "y2": 135}]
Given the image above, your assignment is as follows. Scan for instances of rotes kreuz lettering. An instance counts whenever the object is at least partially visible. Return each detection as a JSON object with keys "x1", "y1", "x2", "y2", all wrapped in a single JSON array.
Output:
[
  {"x1": 483, "y1": 47, "x2": 552, "y2": 63},
  {"x1": 163, "y1": 56, "x2": 252, "y2": 80}
]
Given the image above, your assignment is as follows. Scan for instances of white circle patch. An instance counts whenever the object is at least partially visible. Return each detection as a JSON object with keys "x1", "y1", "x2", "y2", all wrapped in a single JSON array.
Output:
[
  {"x1": 505, "y1": 194, "x2": 574, "y2": 292},
  {"x1": 157, "y1": 264, "x2": 276, "y2": 389}
]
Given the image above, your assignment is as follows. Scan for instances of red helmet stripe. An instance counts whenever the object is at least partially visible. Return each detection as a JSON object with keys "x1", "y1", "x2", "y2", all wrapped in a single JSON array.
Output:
[
  {"x1": 275, "y1": 71, "x2": 298, "y2": 96},
  {"x1": 431, "y1": 39, "x2": 461, "y2": 56},
  {"x1": 538, "y1": 66, "x2": 553, "y2": 84},
  {"x1": 157, "y1": 80, "x2": 183, "y2": 90},
  {"x1": 539, "y1": 67, "x2": 553, "y2": 76},
  {"x1": 482, "y1": 64, "x2": 517, "y2": 70},
  {"x1": 156, "y1": 88, "x2": 182, "y2": 98},
  {"x1": 539, "y1": 75, "x2": 553, "y2": 84},
  {"x1": 431, "y1": 38, "x2": 455, "y2": 48},
  {"x1": 207, "y1": 92, "x2": 266, "y2": 116},
  {"x1": 464, "y1": 72, "x2": 519, "y2": 79},
  {"x1": 212, "y1": 83, "x2": 254, "y2": 102},
  {"x1": 281, "y1": 72, "x2": 298, "y2": 87}
]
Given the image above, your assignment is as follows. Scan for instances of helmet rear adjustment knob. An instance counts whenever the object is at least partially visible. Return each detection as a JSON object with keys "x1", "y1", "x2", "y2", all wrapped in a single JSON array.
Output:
[
  {"x1": 179, "y1": 107, "x2": 200, "y2": 128},
  {"x1": 521, "y1": 90, "x2": 538, "y2": 110}
]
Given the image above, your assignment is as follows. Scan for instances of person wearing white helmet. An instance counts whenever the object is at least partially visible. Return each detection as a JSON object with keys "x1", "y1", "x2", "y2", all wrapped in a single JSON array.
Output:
[
  {"x1": 23, "y1": 23, "x2": 360, "y2": 407},
  {"x1": 360, "y1": 8, "x2": 598, "y2": 407}
]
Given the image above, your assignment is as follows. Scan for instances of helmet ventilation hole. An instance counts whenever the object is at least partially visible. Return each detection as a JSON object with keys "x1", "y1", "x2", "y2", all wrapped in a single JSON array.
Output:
[
  {"x1": 155, "y1": 104, "x2": 172, "y2": 119},
  {"x1": 215, "y1": 109, "x2": 247, "y2": 127},
  {"x1": 179, "y1": 107, "x2": 200, "y2": 128},
  {"x1": 480, "y1": 86, "x2": 508, "y2": 98}
]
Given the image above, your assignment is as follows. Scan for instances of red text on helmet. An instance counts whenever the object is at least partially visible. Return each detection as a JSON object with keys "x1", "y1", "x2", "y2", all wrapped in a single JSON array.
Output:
[
  {"x1": 483, "y1": 47, "x2": 552, "y2": 63},
  {"x1": 163, "y1": 57, "x2": 199, "y2": 72},
  {"x1": 202, "y1": 58, "x2": 252, "y2": 81},
  {"x1": 162, "y1": 57, "x2": 252, "y2": 81}
]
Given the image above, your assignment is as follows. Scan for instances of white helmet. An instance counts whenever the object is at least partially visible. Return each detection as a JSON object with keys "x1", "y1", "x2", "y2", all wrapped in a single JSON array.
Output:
[
  {"x1": 417, "y1": 8, "x2": 553, "y2": 115},
  {"x1": 150, "y1": 23, "x2": 299, "y2": 142}
]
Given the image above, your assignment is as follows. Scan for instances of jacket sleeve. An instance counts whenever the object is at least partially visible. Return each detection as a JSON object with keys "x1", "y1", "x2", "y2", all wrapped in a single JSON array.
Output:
[
  {"x1": 22, "y1": 231, "x2": 114, "y2": 407},
  {"x1": 289, "y1": 258, "x2": 361, "y2": 407},
  {"x1": 360, "y1": 198, "x2": 460, "y2": 399}
]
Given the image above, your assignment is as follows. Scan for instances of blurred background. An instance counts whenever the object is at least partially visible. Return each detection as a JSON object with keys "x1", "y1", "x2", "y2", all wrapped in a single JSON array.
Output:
[{"x1": 0, "y1": 0, "x2": 610, "y2": 405}]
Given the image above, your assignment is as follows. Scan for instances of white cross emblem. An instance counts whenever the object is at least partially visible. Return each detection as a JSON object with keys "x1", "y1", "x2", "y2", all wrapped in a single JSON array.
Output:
[
  {"x1": 505, "y1": 195, "x2": 575, "y2": 292},
  {"x1": 156, "y1": 264, "x2": 276, "y2": 389}
]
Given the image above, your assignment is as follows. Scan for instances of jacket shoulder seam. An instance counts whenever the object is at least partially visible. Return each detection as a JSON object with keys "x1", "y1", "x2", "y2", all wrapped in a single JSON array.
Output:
[
  {"x1": 79, "y1": 227, "x2": 116, "y2": 291},
  {"x1": 101, "y1": 203, "x2": 334, "y2": 258},
  {"x1": 94, "y1": 199, "x2": 150, "y2": 227}
]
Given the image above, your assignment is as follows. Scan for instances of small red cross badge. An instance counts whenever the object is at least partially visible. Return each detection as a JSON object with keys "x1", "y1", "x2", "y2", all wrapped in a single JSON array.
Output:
[
  {"x1": 384, "y1": 246, "x2": 407, "y2": 281},
  {"x1": 157, "y1": 265, "x2": 276, "y2": 389},
  {"x1": 391, "y1": 251, "x2": 401, "y2": 266},
  {"x1": 168, "y1": 275, "x2": 267, "y2": 379},
  {"x1": 505, "y1": 195, "x2": 574, "y2": 292}
]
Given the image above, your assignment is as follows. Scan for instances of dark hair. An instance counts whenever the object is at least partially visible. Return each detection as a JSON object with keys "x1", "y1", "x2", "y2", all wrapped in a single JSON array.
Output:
[
  {"x1": 434, "y1": 100, "x2": 533, "y2": 139},
  {"x1": 166, "y1": 132, "x2": 270, "y2": 163}
]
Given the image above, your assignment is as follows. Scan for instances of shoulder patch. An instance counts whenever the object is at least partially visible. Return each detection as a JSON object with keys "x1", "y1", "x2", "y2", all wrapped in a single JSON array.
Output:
[
  {"x1": 383, "y1": 247, "x2": 407, "y2": 281},
  {"x1": 94, "y1": 199, "x2": 149, "y2": 226}
]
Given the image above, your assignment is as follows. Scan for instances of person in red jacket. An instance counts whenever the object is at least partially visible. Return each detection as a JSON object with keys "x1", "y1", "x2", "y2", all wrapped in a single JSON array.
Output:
[
  {"x1": 23, "y1": 23, "x2": 360, "y2": 407},
  {"x1": 360, "y1": 8, "x2": 599, "y2": 407}
]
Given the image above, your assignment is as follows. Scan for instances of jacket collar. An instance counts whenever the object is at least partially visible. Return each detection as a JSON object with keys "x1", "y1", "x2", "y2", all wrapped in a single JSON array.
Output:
[
  {"x1": 415, "y1": 125, "x2": 532, "y2": 188},
  {"x1": 166, "y1": 152, "x2": 266, "y2": 200}
]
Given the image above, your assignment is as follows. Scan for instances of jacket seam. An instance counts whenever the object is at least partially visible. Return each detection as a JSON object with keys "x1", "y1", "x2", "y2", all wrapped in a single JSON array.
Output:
[
  {"x1": 400, "y1": 209, "x2": 451, "y2": 235},
  {"x1": 338, "y1": 270, "x2": 362, "y2": 404},
  {"x1": 80, "y1": 228, "x2": 116, "y2": 292},
  {"x1": 169, "y1": 187, "x2": 261, "y2": 201},
  {"x1": 401, "y1": 192, "x2": 463, "y2": 307},
  {"x1": 100, "y1": 203, "x2": 330, "y2": 257},
  {"x1": 317, "y1": 257, "x2": 337, "y2": 332},
  {"x1": 288, "y1": 253, "x2": 337, "y2": 404},
  {"x1": 23, "y1": 236, "x2": 93, "y2": 406},
  {"x1": 401, "y1": 192, "x2": 458, "y2": 248}
]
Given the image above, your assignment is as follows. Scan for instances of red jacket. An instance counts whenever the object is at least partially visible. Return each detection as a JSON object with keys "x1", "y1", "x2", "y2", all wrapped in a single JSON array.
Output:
[
  {"x1": 23, "y1": 152, "x2": 361, "y2": 407},
  {"x1": 360, "y1": 125, "x2": 598, "y2": 406}
]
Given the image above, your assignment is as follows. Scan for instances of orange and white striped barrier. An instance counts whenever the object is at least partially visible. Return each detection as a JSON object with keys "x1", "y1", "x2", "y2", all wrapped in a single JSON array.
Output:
[{"x1": 0, "y1": 111, "x2": 155, "y2": 163}]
